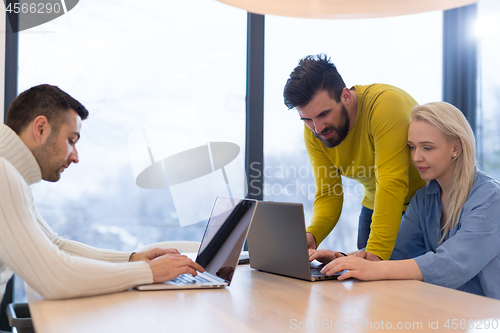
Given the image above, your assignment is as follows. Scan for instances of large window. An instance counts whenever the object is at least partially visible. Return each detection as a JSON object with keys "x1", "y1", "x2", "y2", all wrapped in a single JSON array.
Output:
[
  {"x1": 264, "y1": 12, "x2": 443, "y2": 251},
  {"x1": 19, "y1": 0, "x2": 247, "y2": 251},
  {"x1": 477, "y1": 0, "x2": 500, "y2": 179}
]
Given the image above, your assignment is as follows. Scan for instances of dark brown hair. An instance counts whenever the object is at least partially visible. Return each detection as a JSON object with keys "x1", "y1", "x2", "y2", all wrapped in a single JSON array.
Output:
[
  {"x1": 5, "y1": 84, "x2": 89, "y2": 134},
  {"x1": 283, "y1": 54, "x2": 346, "y2": 109}
]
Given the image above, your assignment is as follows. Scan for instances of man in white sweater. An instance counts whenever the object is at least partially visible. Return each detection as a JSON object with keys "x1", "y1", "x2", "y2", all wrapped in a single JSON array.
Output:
[{"x1": 0, "y1": 84, "x2": 204, "y2": 302}]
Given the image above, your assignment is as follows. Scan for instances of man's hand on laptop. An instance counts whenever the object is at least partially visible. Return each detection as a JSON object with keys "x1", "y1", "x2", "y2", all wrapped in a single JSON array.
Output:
[
  {"x1": 306, "y1": 232, "x2": 317, "y2": 249},
  {"x1": 353, "y1": 250, "x2": 382, "y2": 261},
  {"x1": 129, "y1": 248, "x2": 180, "y2": 262},
  {"x1": 148, "y1": 254, "x2": 205, "y2": 283},
  {"x1": 308, "y1": 249, "x2": 347, "y2": 264}
]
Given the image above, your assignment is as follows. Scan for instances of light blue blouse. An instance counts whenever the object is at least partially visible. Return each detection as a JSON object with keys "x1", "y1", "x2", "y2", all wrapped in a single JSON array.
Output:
[{"x1": 391, "y1": 169, "x2": 500, "y2": 299}]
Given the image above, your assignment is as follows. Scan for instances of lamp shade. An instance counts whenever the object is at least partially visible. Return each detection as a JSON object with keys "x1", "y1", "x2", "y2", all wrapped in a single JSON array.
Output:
[{"x1": 216, "y1": 0, "x2": 478, "y2": 19}]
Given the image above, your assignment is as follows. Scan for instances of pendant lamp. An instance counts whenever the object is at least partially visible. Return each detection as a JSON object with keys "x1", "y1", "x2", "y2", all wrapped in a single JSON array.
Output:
[{"x1": 216, "y1": 0, "x2": 478, "y2": 19}]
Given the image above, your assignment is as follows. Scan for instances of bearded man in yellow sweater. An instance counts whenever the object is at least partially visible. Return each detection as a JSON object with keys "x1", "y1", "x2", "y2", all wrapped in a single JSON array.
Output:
[{"x1": 283, "y1": 54, "x2": 425, "y2": 261}]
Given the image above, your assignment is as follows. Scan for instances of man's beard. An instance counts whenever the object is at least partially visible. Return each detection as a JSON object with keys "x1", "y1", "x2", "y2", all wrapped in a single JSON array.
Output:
[
  {"x1": 31, "y1": 131, "x2": 65, "y2": 182},
  {"x1": 314, "y1": 104, "x2": 350, "y2": 148}
]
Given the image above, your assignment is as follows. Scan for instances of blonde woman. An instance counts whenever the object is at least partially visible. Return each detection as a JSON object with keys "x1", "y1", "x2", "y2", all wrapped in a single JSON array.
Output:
[{"x1": 310, "y1": 102, "x2": 500, "y2": 299}]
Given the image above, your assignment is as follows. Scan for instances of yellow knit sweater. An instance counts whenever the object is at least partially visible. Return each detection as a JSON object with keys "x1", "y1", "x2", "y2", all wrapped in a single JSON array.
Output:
[{"x1": 305, "y1": 84, "x2": 425, "y2": 260}]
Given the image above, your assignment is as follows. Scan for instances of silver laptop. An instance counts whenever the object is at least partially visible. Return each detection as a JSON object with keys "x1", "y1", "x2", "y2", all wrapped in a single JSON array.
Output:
[
  {"x1": 247, "y1": 201, "x2": 341, "y2": 281},
  {"x1": 136, "y1": 197, "x2": 257, "y2": 290}
]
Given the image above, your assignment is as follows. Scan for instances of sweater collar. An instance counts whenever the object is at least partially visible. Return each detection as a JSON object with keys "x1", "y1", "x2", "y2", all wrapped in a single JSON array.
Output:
[{"x1": 0, "y1": 124, "x2": 42, "y2": 185}]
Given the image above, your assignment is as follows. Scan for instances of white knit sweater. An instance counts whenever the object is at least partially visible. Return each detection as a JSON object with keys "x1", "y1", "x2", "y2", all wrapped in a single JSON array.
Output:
[{"x1": 0, "y1": 124, "x2": 153, "y2": 301}]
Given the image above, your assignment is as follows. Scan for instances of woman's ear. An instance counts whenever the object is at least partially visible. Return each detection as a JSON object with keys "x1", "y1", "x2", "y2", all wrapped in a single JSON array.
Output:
[{"x1": 452, "y1": 140, "x2": 462, "y2": 158}]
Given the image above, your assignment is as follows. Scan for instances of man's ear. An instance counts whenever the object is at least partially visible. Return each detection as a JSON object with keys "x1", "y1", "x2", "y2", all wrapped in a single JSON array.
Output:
[
  {"x1": 31, "y1": 115, "x2": 51, "y2": 144},
  {"x1": 341, "y1": 87, "x2": 352, "y2": 104}
]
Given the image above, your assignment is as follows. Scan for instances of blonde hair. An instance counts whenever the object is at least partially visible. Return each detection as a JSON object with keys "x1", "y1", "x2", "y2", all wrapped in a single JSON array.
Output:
[{"x1": 410, "y1": 102, "x2": 476, "y2": 241}]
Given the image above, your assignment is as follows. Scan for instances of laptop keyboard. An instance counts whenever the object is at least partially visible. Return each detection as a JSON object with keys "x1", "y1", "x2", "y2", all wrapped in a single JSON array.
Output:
[
  {"x1": 310, "y1": 267, "x2": 327, "y2": 277},
  {"x1": 171, "y1": 273, "x2": 211, "y2": 284}
]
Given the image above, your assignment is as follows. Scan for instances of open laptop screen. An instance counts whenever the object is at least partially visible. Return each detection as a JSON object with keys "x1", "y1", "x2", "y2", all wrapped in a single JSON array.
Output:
[{"x1": 196, "y1": 197, "x2": 256, "y2": 285}]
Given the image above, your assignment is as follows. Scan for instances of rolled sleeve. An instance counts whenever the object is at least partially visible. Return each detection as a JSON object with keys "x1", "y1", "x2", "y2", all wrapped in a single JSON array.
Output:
[{"x1": 414, "y1": 185, "x2": 500, "y2": 290}]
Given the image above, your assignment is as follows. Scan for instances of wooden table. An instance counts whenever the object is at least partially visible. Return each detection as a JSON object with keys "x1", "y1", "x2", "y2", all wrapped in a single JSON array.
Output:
[{"x1": 25, "y1": 264, "x2": 500, "y2": 333}]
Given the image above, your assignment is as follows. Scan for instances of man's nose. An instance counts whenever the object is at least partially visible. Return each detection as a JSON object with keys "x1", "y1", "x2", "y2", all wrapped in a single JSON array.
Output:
[
  {"x1": 69, "y1": 147, "x2": 79, "y2": 164},
  {"x1": 313, "y1": 119, "x2": 325, "y2": 134}
]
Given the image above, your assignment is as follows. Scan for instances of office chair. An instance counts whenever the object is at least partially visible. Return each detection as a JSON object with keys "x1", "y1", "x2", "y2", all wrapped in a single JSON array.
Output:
[
  {"x1": 0, "y1": 277, "x2": 13, "y2": 332},
  {"x1": 1, "y1": 277, "x2": 34, "y2": 333}
]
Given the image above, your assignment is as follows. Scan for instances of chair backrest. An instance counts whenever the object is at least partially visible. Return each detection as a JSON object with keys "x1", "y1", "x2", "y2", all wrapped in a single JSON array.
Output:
[
  {"x1": 0, "y1": 276, "x2": 14, "y2": 331},
  {"x1": 135, "y1": 241, "x2": 201, "y2": 254}
]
